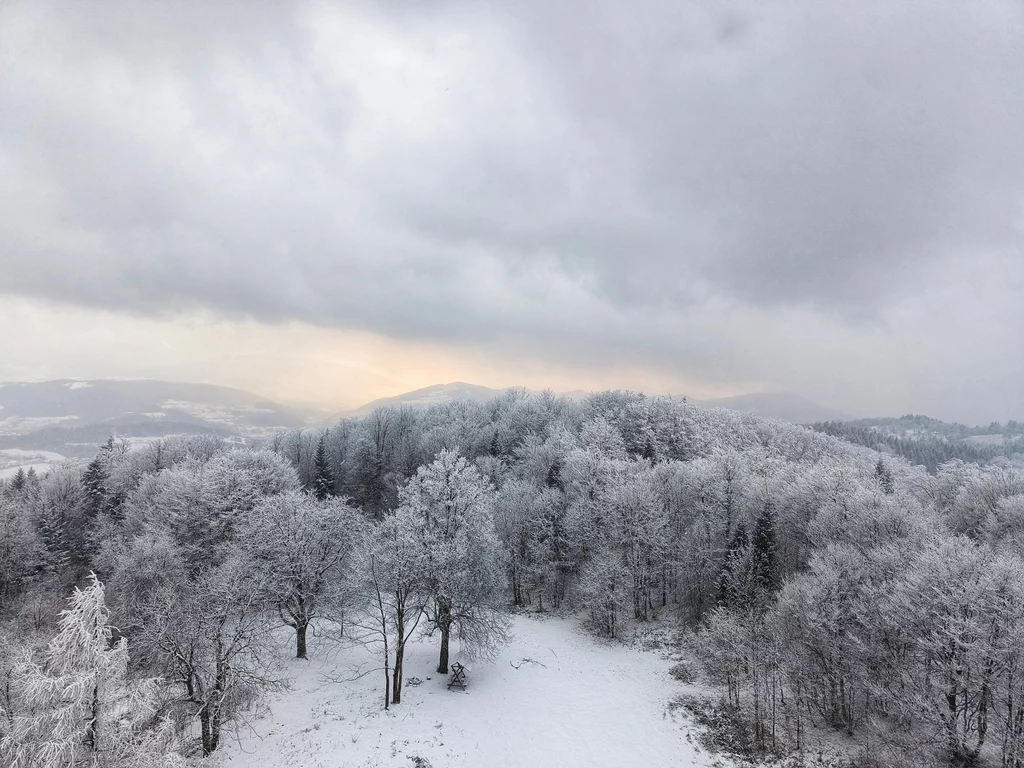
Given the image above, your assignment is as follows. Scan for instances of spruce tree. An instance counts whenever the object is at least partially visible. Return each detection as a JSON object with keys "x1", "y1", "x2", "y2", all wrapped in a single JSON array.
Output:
[
  {"x1": 545, "y1": 457, "x2": 562, "y2": 490},
  {"x1": 874, "y1": 457, "x2": 895, "y2": 495},
  {"x1": 9, "y1": 467, "x2": 26, "y2": 493},
  {"x1": 312, "y1": 431, "x2": 334, "y2": 501},
  {"x1": 717, "y1": 523, "x2": 748, "y2": 608},
  {"x1": 750, "y1": 501, "x2": 777, "y2": 596},
  {"x1": 38, "y1": 506, "x2": 71, "y2": 576},
  {"x1": 82, "y1": 439, "x2": 113, "y2": 522}
]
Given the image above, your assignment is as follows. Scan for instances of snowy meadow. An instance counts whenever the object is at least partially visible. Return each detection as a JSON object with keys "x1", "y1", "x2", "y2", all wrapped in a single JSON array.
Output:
[{"x1": 221, "y1": 613, "x2": 716, "y2": 768}]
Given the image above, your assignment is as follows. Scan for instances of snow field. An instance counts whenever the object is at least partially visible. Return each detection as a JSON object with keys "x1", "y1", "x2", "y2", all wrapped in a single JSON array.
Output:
[{"x1": 220, "y1": 613, "x2": 728, "y2": 768}]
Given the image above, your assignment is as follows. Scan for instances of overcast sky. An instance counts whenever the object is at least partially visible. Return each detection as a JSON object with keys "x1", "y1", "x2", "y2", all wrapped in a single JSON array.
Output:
[{"x1": 1, "y1": 0, "x2": 1022, "y2": 423}]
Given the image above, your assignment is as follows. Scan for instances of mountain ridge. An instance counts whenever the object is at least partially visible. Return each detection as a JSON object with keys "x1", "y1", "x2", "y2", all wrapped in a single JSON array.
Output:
[
  {"x1": 346, "y1": 382, "x2": 847, "y2": 425},
  {"x1": 0, "y1": 378, "x2": 312, "y2": 457}
]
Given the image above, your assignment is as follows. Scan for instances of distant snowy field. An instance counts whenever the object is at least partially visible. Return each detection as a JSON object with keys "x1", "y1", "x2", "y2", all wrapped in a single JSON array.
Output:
[
  {"x1": 0, "y1": 448, "x2": 66, "y2": 479},
  {"x1": 220, "y1": 614, "x2": 726, "y2": 768}
]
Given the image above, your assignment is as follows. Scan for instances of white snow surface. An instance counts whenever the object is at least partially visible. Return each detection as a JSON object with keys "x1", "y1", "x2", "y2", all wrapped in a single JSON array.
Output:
[
  {"x1": 220, "y1": 614, "x2": 724, "y2": 768},
  {"x1": 0, "y1": 415, "x2": 79, "y2": 435},
  {"x1": 0, "y1": 449, "x2": 66, "y2": 479},
  {"x1": 0, "y1": 449, "x2": 66, "y2": 462},
  {"x1": 0, "y1": 463, "x2": 54, "y2": 479}
]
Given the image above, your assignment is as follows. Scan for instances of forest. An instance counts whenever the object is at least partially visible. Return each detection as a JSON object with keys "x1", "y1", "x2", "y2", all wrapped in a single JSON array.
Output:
[
  {"x1": 812, "y1": 415, "x2": 1024, "y2": 472},
  {"x1": 2, "y1": 388, "x2": 1023, "y2": 767}
]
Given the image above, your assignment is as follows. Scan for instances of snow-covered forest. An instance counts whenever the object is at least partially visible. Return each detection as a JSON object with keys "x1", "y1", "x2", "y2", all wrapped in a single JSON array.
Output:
[{"x1": 2, "y1": 389, "x2": 1024, "y2": 767}]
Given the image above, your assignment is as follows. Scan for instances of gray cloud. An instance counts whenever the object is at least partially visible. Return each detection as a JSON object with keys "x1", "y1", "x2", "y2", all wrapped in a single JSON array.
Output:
[{"x1": 1, "y1": 0, "x2": 1022, "y2": 422}]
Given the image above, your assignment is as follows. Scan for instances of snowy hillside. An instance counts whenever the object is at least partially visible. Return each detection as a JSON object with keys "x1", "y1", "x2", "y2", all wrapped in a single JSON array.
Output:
[
  {"x1": 0, "y1": 379, "x2": 311, "y2": 457},
  {"x1": 349, "y1": 383, "x2": 511, "y2": 416},
  {"x1": 350, "y1": 383, "x2": 847, "y2": 427},
  {"x1": 221, "y1": 614, "x2": 726, "y2": 768}
]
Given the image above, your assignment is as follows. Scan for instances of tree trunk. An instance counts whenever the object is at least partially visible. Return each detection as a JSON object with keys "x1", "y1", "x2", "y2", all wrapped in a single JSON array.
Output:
[
  {"x1": 392, "y1": 597, "x2": 405, "y2": 705},
  {"x1": 438, "y1": 624, "x2": 451, "y2": 675},
  {"x1": 211, "y1": 703, "x2": 222, "y2": 754},
  {"x1": 946, "y1": 686, "x2": 964, "y2": 764},
  {"x1": 199, "y1": 707, "x2": 214, "y2": 756},
  {"x1": 296, "y1": 619, "x2": 308, "y2": 659},
  {"x1": 204, "y1": 649, "x2": 227, "y2": 755},
  {"x1": 392, "y1": 646, "x2": 404, "y2": 704},
  {"x1": 87, "y1": 682, "x2": 100, "y2": 754},
  {"x1": 382, "y1": 629, "x2": 390, "y2": 711},
  {"x1": 437, "y1": 599, "x2": 452, "y2": 674}
]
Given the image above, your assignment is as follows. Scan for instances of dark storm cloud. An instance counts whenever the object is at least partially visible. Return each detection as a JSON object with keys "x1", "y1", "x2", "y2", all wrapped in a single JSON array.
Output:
[{"x1": 1, "y1": 0, "x2": 1023, "y2": 420}]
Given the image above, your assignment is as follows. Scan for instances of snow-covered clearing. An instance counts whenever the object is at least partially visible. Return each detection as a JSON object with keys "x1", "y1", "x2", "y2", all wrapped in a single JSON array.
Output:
[{"x1": 220, "y1": 614, "x2": 727, "y2": 768}]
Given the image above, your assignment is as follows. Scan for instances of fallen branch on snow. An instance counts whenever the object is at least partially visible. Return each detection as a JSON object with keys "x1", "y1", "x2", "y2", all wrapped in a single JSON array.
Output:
[{"x1": 510, "y1": 658, "x2": 548, "y2": 669}]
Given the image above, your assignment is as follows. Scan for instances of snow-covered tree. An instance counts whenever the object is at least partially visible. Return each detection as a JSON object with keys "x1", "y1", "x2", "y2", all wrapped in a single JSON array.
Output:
[
  {"x1": 493, "y1": 480, "x2": 561, "y2": 607},
  {"x1": 312, "y1": 431, "x2": 335, "y2": 500},
  {"x1": 612, "y1": 471, "x2": 669, "y2": 621},
  {"x1": 577, "y1": 547, "x2": 630, "y2": 638},
  {"x1": 82, "y1": 438, "x2": 114, "y2": 525},
  {"x1": 399, "y1": 450, "x2": 508, "y2": 673},
  {"x1": 27, "y1": 465, "x2": 88, "y2": 572},
  {"x1": 0, "y1": 574, "x2": 182, "y2": 767},
  {"x1": 137, "y1": 559, "x2": 282, "y2": 756},
  {"x1": 114, "y1": 448, "x2": 298, "y2": 573},
  {"x1": 351, "y1": 508, "x2": 429, "y2": 707},
  {"x1": 876, "y1": 537, "x2": 1024, "y2": 765},
  {"x1": 238, "y1": 492, "x2": 365, "y2": 658},
  {"x1": 0, "y1": 496, "x2": 42, "y2": 604},
  {"x1": 204, "y1": 448, "x2": 300, "y2": 518}
]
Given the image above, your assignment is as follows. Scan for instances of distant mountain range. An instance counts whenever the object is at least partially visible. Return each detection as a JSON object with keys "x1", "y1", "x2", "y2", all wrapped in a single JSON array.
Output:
[
  {"x1": 0, "y1": 379, "x2": 310, "y2": 459},
  {"x1": 5, "y1": 377, "x2": 1018, "y2": 483},
  {"x1": 349, "y1": 382, "x2": 513, "y2": 416},
  {"x1": 0, "y1": 378, "x2": 850, "y2": 477},
  {"x1": 347, "y1": 382, "x2": 848, "y2": 425}
]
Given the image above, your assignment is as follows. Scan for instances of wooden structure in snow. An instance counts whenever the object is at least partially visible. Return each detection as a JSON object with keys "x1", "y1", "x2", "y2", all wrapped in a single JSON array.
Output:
[{"x1": 448, "y1": 662, "x2": 468, "y2": 691}]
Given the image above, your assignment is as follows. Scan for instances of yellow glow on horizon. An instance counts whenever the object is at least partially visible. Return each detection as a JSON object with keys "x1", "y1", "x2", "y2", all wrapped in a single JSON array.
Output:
[{"x1": 0, "y1": 296, "x2": 745, "y2": 410}]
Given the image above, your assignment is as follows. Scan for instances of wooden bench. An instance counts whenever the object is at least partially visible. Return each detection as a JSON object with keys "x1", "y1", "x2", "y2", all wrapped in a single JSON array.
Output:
[{"x1": 447, "y1": 662, "x2": 468, "y2": 691}]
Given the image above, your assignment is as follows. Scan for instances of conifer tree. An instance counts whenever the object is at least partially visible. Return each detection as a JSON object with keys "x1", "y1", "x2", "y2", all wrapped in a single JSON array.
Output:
[
  {"x1": 717, "y1": 523, "x2": 748, "y2": 608},
  {"x1": 874, "y1": 457, "x2": 895, "y2": 495},
  {"x1": 312, "y1": 431, "x2": 335, "y2": 501},
  {"x1": 0, "y1": 574, "x2": 180, "y2": 767},
  {"x1": 750, "y1": 501, "x2": 777, "y2": 595},
  {"x1": 37, "y1": 506, "x2": 70, "y2": 576},
  {"x1": 9, "y1": 468, "x2": 26, "y2": 493},
  {"x1": 82, "y1": 438, "x2": 113, "y2": 522}
]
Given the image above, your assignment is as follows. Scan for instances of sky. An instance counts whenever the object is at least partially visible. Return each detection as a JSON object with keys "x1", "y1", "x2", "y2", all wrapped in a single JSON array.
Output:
[{"x1": 1, "y1": 0, "x2": 1022, "y2": 424}]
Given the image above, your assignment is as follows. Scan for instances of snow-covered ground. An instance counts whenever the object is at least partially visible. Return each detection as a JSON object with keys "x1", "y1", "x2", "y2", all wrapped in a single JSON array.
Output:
[
  {"x1": 0, "y1": 462, "x2": 54, "y2": 480},
  {"x1": 0, "y1": 449, "x2": 66, "y2": 479},
  {"x1": 220, "y1": 614, "x2": 727, "y2": 768},
  {"x1": 0, "y1": 448, "x2": 66, "y2": 463},
  {"x1": 0, "y1": 415, "x2": 78, "y2": 435}
]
